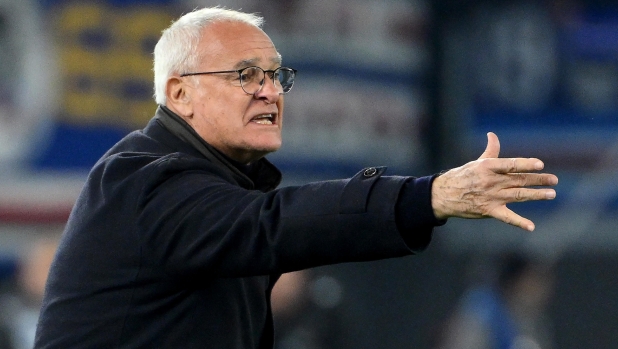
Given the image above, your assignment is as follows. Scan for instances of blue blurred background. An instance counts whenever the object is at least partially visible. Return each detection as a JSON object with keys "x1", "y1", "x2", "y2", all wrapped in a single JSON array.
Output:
[{"x1": 0, "y1": 0, "x2": 617, "y2": 348}]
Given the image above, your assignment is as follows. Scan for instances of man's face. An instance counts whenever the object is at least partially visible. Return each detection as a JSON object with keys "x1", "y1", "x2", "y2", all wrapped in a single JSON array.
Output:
[{"x1": 180, "y1": 21, "x2": 284, "y2": 164}]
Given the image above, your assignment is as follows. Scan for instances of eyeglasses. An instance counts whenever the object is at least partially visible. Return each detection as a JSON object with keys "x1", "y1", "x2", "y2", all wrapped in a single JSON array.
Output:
[{"x1": 180, "y1": 66, "x2": 297, "y2": 95}]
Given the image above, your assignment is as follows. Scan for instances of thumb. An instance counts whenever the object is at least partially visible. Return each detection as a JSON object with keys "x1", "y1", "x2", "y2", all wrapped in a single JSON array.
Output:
[{"x1": 478, "y1": 132, "x2": 500, "y2": 159}]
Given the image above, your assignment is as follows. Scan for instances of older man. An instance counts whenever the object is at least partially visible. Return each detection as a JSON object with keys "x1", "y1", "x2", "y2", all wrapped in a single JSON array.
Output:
[{"x1": 35, "y1": 7, "x2": 557, "y2": 349}]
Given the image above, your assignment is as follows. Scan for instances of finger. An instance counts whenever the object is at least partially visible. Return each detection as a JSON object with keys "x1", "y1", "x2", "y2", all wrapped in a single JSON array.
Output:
[
  {"x1": 499, "y1": 187, "x2": 557, "y2": 202},
  {"x1": 507, "y1": 173, "x2": 559, "y2": 187},
  {"x1": 491, "y1": 206, "x2": 535, "y2": 232},
  {"x1": 490, "y1": 158, "x2": 547, "y2": 174},
  {"x1": 478, "y1": 132, "x2": 500, "y2": 159}
]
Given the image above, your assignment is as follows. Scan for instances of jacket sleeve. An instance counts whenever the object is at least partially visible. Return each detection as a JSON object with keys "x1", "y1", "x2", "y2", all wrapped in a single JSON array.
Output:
[
  {"x1": 137, "y1": 158, "x2": 441, "y2": 279},
  {"x1": 396, "y1": 175, "x2": 447, "y2": 252}
]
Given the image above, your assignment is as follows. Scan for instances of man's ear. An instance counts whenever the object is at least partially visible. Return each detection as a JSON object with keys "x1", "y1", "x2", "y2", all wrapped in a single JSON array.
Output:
[{"x1": 165, "y1": 76, "x2": 193, "y2": 118}]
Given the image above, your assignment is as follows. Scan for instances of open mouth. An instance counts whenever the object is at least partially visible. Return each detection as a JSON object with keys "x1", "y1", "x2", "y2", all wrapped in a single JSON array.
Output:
[{"x1": 251, "y1": 114, "x2": 275, "y2": 125}]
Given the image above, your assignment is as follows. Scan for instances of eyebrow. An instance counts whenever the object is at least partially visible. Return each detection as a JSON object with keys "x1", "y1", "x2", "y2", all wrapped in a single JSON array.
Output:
[{"x1": 232, "y1": 55, "x2": 283, "y2": 70}]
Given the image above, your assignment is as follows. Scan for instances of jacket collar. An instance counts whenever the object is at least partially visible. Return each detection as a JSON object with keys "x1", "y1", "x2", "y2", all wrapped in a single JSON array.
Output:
[{"x1": 152, "y1": 105, "x2": 281, "y2": 192}]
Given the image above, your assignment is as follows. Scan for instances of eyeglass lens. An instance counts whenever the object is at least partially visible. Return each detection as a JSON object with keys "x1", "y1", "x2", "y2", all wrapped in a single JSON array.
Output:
[{"x1": 240, "y1": 67, "x2": 295, "y2": 94}]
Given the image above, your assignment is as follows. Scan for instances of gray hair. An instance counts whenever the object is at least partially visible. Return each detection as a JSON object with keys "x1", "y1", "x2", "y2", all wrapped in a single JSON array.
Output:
[{"x1": 153, "y1": 7, "x2": 264, "y2": 105}]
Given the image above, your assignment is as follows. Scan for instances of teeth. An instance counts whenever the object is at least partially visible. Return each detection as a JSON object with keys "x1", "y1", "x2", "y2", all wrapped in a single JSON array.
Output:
[{"x1": 252, "y1": 114, "x2": 273, "y2": 125}]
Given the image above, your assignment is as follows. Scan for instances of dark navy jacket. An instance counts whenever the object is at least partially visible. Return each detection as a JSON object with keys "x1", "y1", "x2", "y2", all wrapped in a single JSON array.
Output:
[{"x1": 35, "y1": 106, "x2": 442, "y2": 348}]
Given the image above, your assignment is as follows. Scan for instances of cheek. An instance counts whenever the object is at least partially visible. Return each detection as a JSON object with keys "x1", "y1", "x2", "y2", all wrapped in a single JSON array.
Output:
[
  {"x1": 195, "y1": 88, "x2": 254, "y2": 131},
  {"x1": 194, "y1": 94, "x2": 226, "y2": 126},
  {"x1": 277, "y1": 98, "x2": 284, "y2": 126}
]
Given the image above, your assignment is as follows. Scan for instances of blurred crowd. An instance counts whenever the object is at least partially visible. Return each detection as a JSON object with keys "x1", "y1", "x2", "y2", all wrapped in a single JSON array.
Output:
[
  {"x1": 432, "y1": 252, "x2": 556, "y2": 349},
  {"x1": 0, "y1": 237, "x2": 58, "y2": 349}
]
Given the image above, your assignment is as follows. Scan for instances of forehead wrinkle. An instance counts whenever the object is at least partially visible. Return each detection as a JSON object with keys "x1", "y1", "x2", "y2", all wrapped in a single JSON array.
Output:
[
  {"x1": 202, "y1": 22, "x2": 283, "y2": 70},
  {"x1": 233, "y1": 58, "x2": 259, "y2": 69},
  {"x1": 232, "y1": 54, "x2": 283, "y2": 69}
]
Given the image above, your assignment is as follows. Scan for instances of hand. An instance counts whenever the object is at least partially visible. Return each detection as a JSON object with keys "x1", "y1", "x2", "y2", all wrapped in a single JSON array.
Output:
[{"x1": 431, "y1": 132, "x2": 558, "y2": 231}]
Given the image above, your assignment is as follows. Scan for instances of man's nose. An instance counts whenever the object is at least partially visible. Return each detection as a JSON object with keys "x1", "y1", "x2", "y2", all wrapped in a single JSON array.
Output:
[{"x1": 253, "y1": 74, "x2": 280, "y2": 103}]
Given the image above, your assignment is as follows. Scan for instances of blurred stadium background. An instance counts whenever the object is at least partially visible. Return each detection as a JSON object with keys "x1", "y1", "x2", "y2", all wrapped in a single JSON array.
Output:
[{"x1": 0, "y1": 0, "x2": 617, "y2": 348}]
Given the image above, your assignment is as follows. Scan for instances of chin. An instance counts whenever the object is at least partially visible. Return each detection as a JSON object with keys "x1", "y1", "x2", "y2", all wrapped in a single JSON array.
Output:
[
  {"x1": 257, "y1": 144, "x2": 282, "y2": 155},
  {"x1": 239, "y1": 142, "x2": 280, "y2": 162},
  {"x1": 254, "y1": 138, "x2": 282, "y2": 153}
]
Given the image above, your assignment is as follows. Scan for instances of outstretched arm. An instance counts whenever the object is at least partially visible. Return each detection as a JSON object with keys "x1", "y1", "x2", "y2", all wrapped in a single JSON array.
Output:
[{"x1": 431, "y1": 132, "x2": 558, "y2": 231}]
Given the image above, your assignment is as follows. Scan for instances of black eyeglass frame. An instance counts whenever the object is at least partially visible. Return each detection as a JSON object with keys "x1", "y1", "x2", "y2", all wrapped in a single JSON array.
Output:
[{"x1": 180, "y1": 66, "x2": 297, "y2": 95}]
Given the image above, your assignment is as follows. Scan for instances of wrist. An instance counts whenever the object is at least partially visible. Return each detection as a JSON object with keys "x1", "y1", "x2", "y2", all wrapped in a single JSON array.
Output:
[{"x1": 431, "y1": 174, "x2": 449, "y2": 220}]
